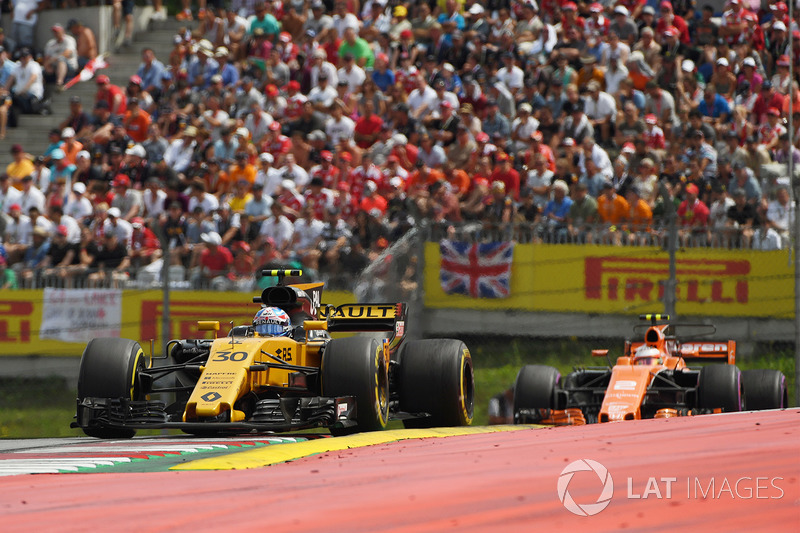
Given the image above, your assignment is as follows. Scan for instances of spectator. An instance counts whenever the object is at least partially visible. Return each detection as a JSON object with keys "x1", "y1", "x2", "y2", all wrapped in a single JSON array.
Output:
[
  {"x1": 67, "y1": 19, "x2": 97, "y2": 71},
  {"x1": 6, "y1": 48, "x2": 44, "y2": 115},
  {"x1": 43, "y1": 23, "x2": 78, "y2": 90}
]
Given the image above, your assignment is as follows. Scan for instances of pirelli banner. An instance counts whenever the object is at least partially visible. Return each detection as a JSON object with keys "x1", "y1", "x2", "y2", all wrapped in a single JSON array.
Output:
[
  {"x1": 424, "y1": 242, "x2": 793, "y2": 319},
  {"x1": 0, "y1": 289, "x2": 355, "y2": 356}
]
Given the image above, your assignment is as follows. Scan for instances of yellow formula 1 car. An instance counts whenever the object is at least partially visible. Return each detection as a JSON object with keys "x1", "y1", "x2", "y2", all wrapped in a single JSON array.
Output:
[{"x1": 73, "y1": 270, "x2": 474, "y2": 438}]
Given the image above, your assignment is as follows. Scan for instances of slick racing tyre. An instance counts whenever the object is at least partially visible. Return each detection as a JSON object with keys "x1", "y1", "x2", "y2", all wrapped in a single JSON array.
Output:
[
  {"x1": 513, "y1": 365, "x2": 560, "y2": 423},
  {"x1": 742, "y1": 369, "x2": 787, "y2": 410},
  {"x1": 698, "y1": 364, "x2": 743, "y2": 413},
  {"x1": 397, "y1": 339, "x2": 474, "y2": 428},
  {"x1": 322, "y1": 336, "x2": 389, "y2": 435},
  {"x1": 77, "y1": 338, "x2": 147, "y2": 439}
]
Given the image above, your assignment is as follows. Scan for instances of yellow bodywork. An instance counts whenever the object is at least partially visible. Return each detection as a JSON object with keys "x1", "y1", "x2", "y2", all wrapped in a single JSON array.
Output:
[{"x1": 183, "y1": 336, "x2": 324, "y2": 422}]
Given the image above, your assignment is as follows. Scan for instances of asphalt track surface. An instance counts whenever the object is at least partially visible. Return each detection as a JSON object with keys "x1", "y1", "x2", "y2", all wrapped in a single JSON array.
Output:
[{"x1": 1, "y1": 409, "x2": 798, "y2": 532}]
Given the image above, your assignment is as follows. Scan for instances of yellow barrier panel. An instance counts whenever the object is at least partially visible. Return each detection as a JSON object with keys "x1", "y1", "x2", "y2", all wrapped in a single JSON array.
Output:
[
  {"x1": 0, "y1": 289, "x2": 355, "y2": 356},
  {"x1": 424, "y1": 242, "x2": 793, "y2": 318}
]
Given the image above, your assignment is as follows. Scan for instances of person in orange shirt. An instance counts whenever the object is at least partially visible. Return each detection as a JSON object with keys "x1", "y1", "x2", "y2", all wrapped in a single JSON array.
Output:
[
  {"x1": 442, "y1": 163, "x2": 470, "y2": 198},
  {"x1": 406, "y1": 161, "x2": 444, "y2": 192},
  {"x1": 59, "y1": 127, "x2": 83, "y2": 165},
  {"x1": 359, "y1": 180, "x2": 387, "y2": 214},
  {"x1": 597, "y1": 180, "x2": 629, "y2": 244},
  {"x1": 122, "y1": 98, "x2": 151, "y2": 143},
  {"x1": 227, "y1": 152, "x2": 256, "y2": 191},
  {"x1": 624, "y1": 185, "x2": 653, "y2": 245}
]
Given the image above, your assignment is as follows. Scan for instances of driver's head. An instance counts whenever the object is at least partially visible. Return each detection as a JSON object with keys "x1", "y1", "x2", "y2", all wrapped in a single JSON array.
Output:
[
  {"x1": 634, "y1": 345, "x2": 662, "y2": 365},
  {"x1": 253, "y1": 306, "x2": 292, "y2": 336}
]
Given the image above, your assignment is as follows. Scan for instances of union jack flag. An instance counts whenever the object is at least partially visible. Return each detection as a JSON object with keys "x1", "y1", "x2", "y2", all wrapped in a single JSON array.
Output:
[{"x1": 440, "y1": 241, "x2": 514, "y2": 298}]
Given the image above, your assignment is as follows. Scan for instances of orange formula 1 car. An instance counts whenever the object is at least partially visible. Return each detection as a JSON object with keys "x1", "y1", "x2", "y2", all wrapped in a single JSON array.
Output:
[{"x1": 513, "y1": 314, "x2": 788, "y2": 425}]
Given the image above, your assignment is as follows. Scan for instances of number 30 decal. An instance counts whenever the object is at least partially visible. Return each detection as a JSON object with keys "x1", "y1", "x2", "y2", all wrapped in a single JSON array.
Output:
[{"x1": 213, "y1": 351, "x2": 249, "y2": 362}]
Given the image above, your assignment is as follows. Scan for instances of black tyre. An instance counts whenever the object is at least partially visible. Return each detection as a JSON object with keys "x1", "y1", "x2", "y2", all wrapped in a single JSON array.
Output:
[
  {"x1": 513, "y1": 365, "x2": 560, "y2": 422},
  {"x1": 321, "y1": 336, "x2": 389, "y2": 435},
  {"x1": 77, "y1": 338, "x2": 146, "y2": 439},
  {"x1": 742, "y1": 369, "x2": 787, "y2": 410},
  {"x1": 698, "y1": 364, "x2": 743, "y2": 412},
  {"x1": 397, "y1": 339, "x2": 474, "y2": 428}
]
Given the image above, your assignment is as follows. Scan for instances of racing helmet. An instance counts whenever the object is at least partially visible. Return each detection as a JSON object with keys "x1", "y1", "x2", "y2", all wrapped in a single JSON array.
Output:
[
  {"x1": 634, "y1": 345, "x2": 662, "y2": 365},
  {"x1": 253, "y1": 306, "x2": 292, "y2": 337}
]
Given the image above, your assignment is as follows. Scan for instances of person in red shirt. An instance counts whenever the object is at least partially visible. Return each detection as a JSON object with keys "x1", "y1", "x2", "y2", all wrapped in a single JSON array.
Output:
[
  {"x1": 283, "y1": 81, "x2": 306, "y2": 121},
  {"x1": 677, "y1": 183, "x2": 710, "y2": 244},
  {"x1": 95, "y1": 75, "x2": 127, "y2": 116},
  {"x1": 196, "y1": 231, "x2": 233, "y2": 286},
  {"x1": 353, "y1": 99, "x2": 383, "y2": 149},
  {"x1": 122, "y1": 98, "x2": 151, "y2": 143},
  {"x1": 129, "y1": 217, "x2": 161, "y2": 268},
  {"x1": 489, "y1": 152, "x2": 521, "y2": 201},
  {"x1": 752, "y1": 80, "x2": 785, "y2": 125},
  {"x1": 655, "y1": 2, "x2": 690, "y2": 45}
]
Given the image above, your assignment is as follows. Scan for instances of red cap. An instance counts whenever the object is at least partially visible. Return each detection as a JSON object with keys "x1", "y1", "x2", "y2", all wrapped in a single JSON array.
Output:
[
  {"x1": 269, "y1": 121, "x2": 281, "y2": 131},
  {"x1": 112, "y1": 174, "x2": 131, "y2": 187},
  {"x1": 279, "y1": 31, "x2": 291, "y2": 42},
  {"x1": 96, "y1": 74, "x2": 110, "y2": 85},
  {"x1": 497, "y1": 152, "x2": 509, "y2": 161},
  {"x1": 773, "y1": 1, "x2": 788, "y2": 11},
  {"x1": 129, "y1": 75, "x2": 142, "y2": 85},
  {"x1": 476, "y1": 132, "x2": 489, "y2": 142},
  {"x1": 777, "y1": 55, "x2": 791, "y2": 67},
  {"x1": 400, "y1": 29, "x2": 413, "y2": 39},
  {"x1": 590, "y1": 2, "x2": 603, "y2": 12},
  {"x1": 339, "y1": 152, "x2": 352, "y2": 162},
  {"x1": 9, "y1": 203, "x2": 21, "y2": 211},
  {"x1": 663, "y1": 26, "x2": 678, "y2": 37},
  {"x1": 287, "y1": 80, "x2": 300, "y2": 91},
  {"x1": 321, "y1": 150, "x2": 333, "y2": 161},
  {"x1": 645, "y1": 114, "x2": 657, "y2": 124},
  {"x1": 530, "y1": 130, "x2": 543, "y2": 141},
  {"x1": 660, "y1": 1, "x2": 672, "y2": 10},
  {"x1": 685, "y1": 183, "x2": 699, "y2": 195},
  {"x1": 767, "y1": 107, "x2": 781, "y2": 116},
  {"x1": 474, "y1": 177, "x2": 489, "y2": 187},
  {"x1": 265, "y1": 84, "x2": 278, "y2": 96},
  {"x1": 562, "y1": 2, "x2": 577, "y2": 10},
  {"x1": 622, "y1": 142, "x2": 636, "y2": 153},
  {"x1": 57, "y1": 224, "x2": 68, "y2": 236},
  {"x1": 439, "y1": 100, "x2": 452, "y2": 109}
]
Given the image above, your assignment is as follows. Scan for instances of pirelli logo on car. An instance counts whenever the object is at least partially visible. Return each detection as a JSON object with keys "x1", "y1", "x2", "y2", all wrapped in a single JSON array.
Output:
[{"x1": 584, "y1": 257, "x2": 750, "y2": 305}]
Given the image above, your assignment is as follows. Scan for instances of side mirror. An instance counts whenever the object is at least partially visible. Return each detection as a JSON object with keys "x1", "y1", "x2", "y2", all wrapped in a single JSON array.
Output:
[
  {"x1": 303, "y1": 320, "x2": 328, "y2": 331},
  {"x1": 591, "y1": 349, "x2": 609, "y2": 357}
]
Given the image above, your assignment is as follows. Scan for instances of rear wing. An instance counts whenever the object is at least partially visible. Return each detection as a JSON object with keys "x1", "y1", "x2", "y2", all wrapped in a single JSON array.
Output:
[
  {"x1": 678, "y1": 341, "x2": 736, "y2": 365},
  {"x1": 322, "y1": 303, "x2": 407, "y2": 351}
]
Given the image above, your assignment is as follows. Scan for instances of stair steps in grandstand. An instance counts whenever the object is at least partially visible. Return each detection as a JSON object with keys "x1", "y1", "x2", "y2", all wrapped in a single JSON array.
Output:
[{"x1": 0, "y1": 17, "x2": 190, "y2": 161}]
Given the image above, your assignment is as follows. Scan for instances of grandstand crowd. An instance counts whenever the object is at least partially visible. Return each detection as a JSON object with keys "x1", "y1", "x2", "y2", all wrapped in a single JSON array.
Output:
[{"x1": 0, "y1": 0, "x2": 798, "y2": 290}]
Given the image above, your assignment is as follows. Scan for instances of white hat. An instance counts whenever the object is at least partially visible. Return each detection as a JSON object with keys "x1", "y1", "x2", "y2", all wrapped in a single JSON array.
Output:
[
  {"x1": 76, "y1": 150, "x2": 91, "y2": 160},
  {"x1": 443, "y1": 63, "x2": 455, "y2": 72},
  {"x1": 389, "y1": 176, "x2": 404, "y2": 188},
  {"x1": 716, "y1": 57, "x2": 729, "y2": 67},
  {"x1": 743, "y1": 57, "x2": 756, "y2": 67},
  {"x1": 613, "y1": 5, "x2": 629, "y2": 16},
  {"x1": 518, "y1": 102, "x2": 533, "y2": 113},
  {"x1": 773, "y1": 21, "x2": 787, "y2": 32},
  {"x1": 107, "y1": 207, "x2": 122, "y2": 218},
  {"x1": 236, "y1": 127, "x2": 250, "y2": 138},
  {"x1": 391, "y1": 133, "x2": 408, "y2": 146},
  {"x1": 125, "y1": 144, "x2": 147, "y2": 158},
  {"x1": 364, "y1": 180, "x2": 377, "y2": 192},
  {"x1": 72, "y1": 182, "x2": 86, "y2": 194},
  {"x1": 681, "y1": 59, "x2": 695, "y2": 72},
  {"x1": 201, "y1": 231, "x2": 222, "y2": 246},
  {"x1": 281, "y1": 179, "x2": 296, "y2": 190},
  {"x1": 62, "y1": 127, "x2": 75, "y2": 138},
  {"x1": 259, "y1": 152, "x2": 274, "y2": 163},
  {"x1": 468, "y1": 3, "x2": 484, "y2": 14}
]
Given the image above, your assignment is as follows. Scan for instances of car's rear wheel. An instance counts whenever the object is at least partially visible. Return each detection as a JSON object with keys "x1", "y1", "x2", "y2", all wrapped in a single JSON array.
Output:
[
  {"x1": 322, "y1": 336, "x2": 388, "y2": 436},
  {"x1": 397, "y1": 339, "x2": 474, "y2": 428},
  {"x1": 698, "y1": 364, "x2": 743, "y2": 413},
  {"x1": 513, "y1": 365, "x2": 560, "y2": 423},
  {"x1": 77, "y1": 338, "x2": 146, "y2": 439},
  {"x1": 742, "y1": 369, "x2": 787, "y2": 410}
]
